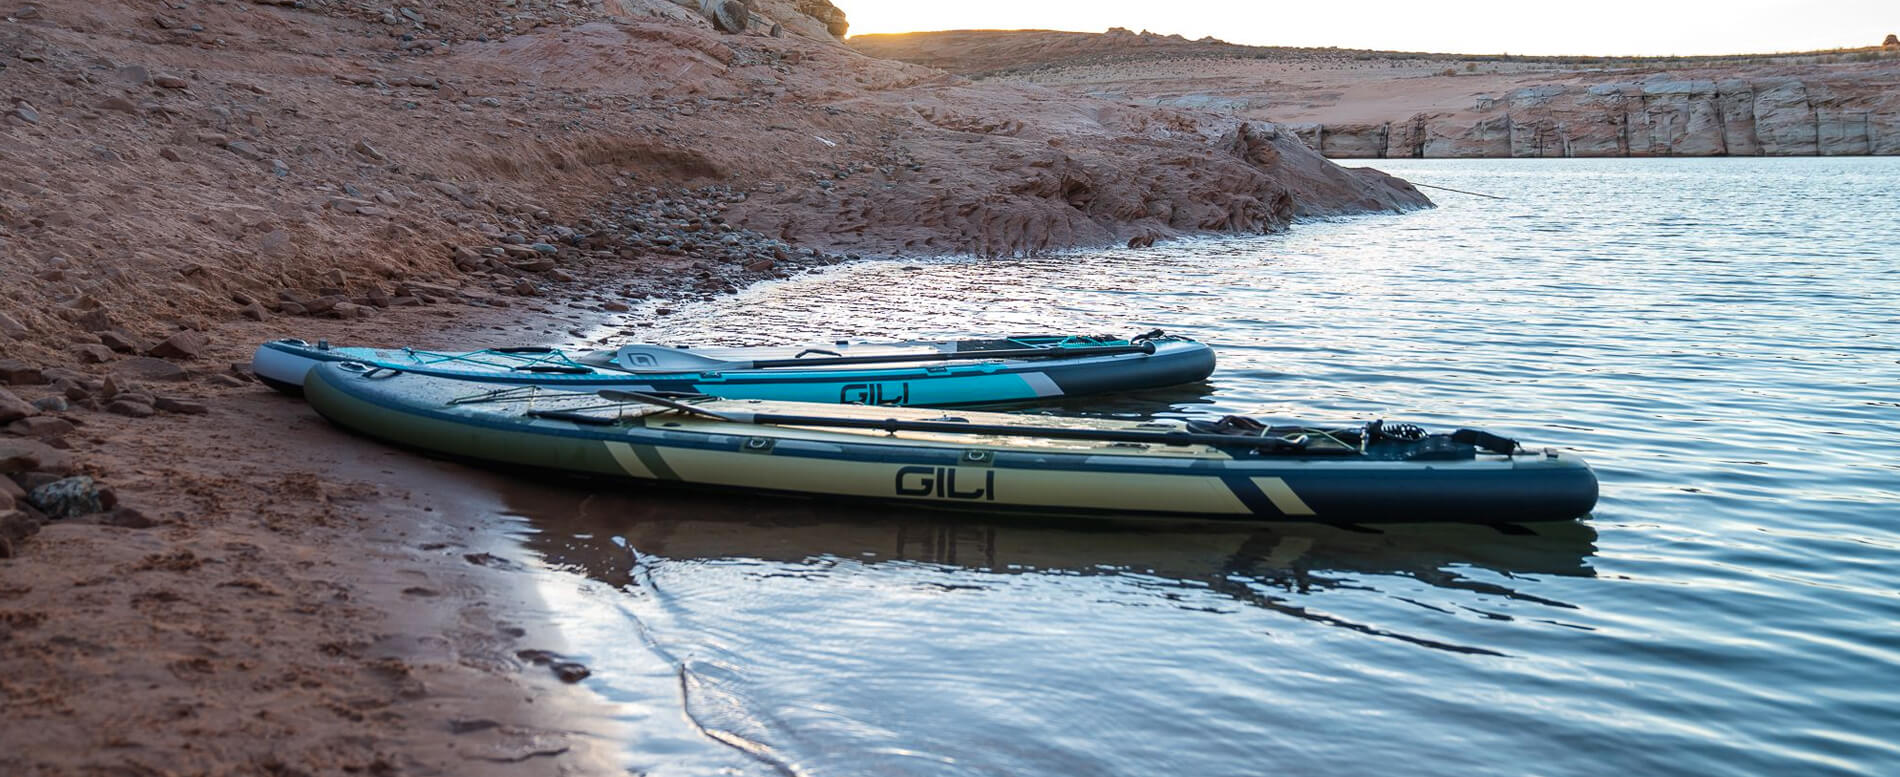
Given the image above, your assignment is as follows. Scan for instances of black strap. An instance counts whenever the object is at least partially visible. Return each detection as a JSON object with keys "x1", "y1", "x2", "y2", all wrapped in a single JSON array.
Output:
[
  {"x1": 1451, "y1": 429, "x2": 1519, "y2": 454},
  {"x1": 513, "y1": 365, "x2": 593, "y2": 374}
]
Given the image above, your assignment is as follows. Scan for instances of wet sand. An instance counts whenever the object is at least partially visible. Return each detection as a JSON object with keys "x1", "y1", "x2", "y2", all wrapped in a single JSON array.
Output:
[
  {"x1": 0, "y1": 303, "x2": 637, "y2": 774},
  {"x1": 0, "y1": 3, "x2": 1427, "y2": 772}
]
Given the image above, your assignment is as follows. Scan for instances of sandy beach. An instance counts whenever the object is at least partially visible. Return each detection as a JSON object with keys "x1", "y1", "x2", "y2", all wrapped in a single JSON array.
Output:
[{"x1": 0, "y1": 1, "x2": 1426, "y2": 772}]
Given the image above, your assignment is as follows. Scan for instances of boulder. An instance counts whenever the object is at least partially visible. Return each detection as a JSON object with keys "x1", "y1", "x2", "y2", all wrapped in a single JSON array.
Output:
[
  {"x1": 0, "y1": 359, "x2": 44, "y2": 385},
  {"x1": 0, "y1": 438, "x2": 73, "y2": 475},
  {"x1": 6, "y1": 417, "x2": 75, "y2": 439},
  {"x1": 99, "y1": 330, "x2": 144, "y2": 354},
  {"x1": 0, "y1": 387, "x2": 36, "y2": 424},
  {"x1": 105, "y1": 399, "x2": 156, "y2": 418},
  {"x1": 698, "y1": 0, "x2": 748, "y2": 33},
  {"x1": 795, "y1": 0, "x2": 850, "y2": 37},
  {"x1": 73, "y1": 344, "x2": 117, "y2": 364},
  {"x1": 148, "y1": 330, "x2": 209, "y2": 359},
  {"x1": 301, "y1": 296, "x2": 341, "y2": 315},
  {"x1": 51, "y1": 379, "x2": 90, "y2": 401},
  {"x1": 26, "y1": 476, "x2": 113, "y2": 520},
  {"x1": 115, "y1": 391, "x2": 156, "y2": 407}
]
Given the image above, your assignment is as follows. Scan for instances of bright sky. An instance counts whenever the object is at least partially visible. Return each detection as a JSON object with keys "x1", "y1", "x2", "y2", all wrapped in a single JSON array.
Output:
[{"x1": 841, "y1": 1, "x2": 1898, "y2": 57}]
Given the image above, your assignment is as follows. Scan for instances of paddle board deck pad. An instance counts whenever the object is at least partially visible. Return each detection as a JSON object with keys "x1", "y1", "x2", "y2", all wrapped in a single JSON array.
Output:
[
  {"x1": 254, "y1": 332, "x2": 1213, "y2": 406},
  {"x1": 303, "y1": 362, "x2": 1599, "y2": 524}
]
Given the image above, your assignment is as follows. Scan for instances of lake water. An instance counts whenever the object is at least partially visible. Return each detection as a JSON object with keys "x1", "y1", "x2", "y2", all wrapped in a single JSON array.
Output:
[{"x1": 506, "y1": 158, "x2": 1900, "y2": 776}]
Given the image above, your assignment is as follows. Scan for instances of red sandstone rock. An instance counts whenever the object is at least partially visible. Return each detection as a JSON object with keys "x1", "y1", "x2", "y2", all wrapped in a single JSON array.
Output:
[
  {"x1": 0, "y1": 388, "x2": 36, "y2": 424},
  {"x1": 0, "y1": 438, "x2": 71, "y2": 475},
  {"x1": 148, "y1": 331, "x2": 209, "y2": 360}
]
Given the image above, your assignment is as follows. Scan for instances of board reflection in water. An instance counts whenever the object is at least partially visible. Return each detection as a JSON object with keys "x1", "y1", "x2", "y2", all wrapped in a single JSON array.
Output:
[{"x1": 502, "y1": 482, "x2": 1597, "y2": 636}]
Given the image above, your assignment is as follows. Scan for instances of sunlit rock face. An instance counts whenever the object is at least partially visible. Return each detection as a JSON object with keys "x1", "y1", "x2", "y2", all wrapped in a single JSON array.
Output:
[
  {"x1": 851, "y1": 29, "x2": 1900, "y2": 159},
  {"x1": 1297, "y1": 76, "x2": 1900, "y2": 159}
]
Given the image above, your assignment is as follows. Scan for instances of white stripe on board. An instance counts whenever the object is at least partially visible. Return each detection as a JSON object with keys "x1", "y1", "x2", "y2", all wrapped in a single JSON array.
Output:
[{"x1": 1021, "y1": 372, "x2": 1064, "y2": 397}]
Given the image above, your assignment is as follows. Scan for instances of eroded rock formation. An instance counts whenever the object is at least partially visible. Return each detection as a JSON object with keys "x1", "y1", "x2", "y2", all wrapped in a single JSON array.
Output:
[
  {"x1": 853, "y1": 29, "x2": 1900, "y2": 158},
  {"x1": 1287, "y1": 75, "x2": 1900, "y2": 158}
]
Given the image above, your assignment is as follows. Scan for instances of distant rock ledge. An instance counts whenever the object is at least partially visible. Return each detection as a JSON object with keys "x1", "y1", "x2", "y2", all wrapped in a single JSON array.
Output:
[
  {"x1": 851, "y1": 29, "x2": 1900, "y2": 158},
  {"x1": 1285, "y1": 76, "x2": 1900, "y2": 158}
]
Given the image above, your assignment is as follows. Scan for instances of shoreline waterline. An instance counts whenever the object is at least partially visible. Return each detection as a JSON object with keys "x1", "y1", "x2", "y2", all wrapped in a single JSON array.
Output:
[{"x1": 503, "y1": 156, "x2": 1900, "y2": 776}]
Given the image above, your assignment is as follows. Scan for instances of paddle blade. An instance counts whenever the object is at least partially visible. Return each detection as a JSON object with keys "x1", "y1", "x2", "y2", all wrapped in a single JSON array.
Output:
[{"x1": 604, "y1": 345, "x2": 744, "y2": 373}]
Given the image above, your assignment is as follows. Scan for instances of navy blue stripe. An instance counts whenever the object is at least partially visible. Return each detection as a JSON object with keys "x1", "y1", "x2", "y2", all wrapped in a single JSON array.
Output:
[{"x1": 1221, "y1": 475, "x2": 1282, "y2": 516}]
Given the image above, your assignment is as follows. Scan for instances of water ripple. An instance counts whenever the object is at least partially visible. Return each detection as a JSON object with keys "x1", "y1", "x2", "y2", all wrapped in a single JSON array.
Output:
[{"x1": 521, "y1": 157, "x2": 1900, "y2": 776}]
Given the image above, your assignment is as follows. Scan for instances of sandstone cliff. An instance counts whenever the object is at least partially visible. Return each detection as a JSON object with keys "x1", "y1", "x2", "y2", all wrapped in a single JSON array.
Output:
[
  {"x1": 854, "y1": 29, "x2": 1900, "y2": 158},
  {"x1": 1284, "y1": 73, "x2": 1900, "y2": 158}
]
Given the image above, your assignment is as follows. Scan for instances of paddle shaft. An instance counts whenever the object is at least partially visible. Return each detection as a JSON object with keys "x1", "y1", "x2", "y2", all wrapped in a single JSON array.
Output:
[
  {"x1": 730, "y1": 412, "x2": 1326, "y2": 451},
  {"x1": 593, "y1": 389, "x2": 1328, "y2": 452},
  {"x1": 736, "y1": 340, "x2": 1155, "y2": 369}
]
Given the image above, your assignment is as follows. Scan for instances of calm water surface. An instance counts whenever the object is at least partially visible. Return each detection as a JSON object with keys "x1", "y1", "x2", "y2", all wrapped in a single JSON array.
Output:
[{"x1": 508, "y1": 158, "x2": 1900, "y2": 776}]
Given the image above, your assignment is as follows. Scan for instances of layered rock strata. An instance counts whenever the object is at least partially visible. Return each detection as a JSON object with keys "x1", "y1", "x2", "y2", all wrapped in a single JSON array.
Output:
[
  {"x1": 1285, "y1": 76, "x2": 1900, "y2": 158},
  {"x1": 853, "y1": 29, "x2": 1900, "y2": 158}
]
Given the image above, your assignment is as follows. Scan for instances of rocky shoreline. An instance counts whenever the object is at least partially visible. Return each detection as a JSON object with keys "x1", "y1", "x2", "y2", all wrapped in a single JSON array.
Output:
[{"x1": 0, "y1": 1, "x2": 1430, "y2": 773}]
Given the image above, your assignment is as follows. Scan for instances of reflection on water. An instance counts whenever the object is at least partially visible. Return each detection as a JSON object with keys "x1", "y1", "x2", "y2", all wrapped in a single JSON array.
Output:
[
  {"x1": 502, "y1": 481, "x2": 1614, "y2": 775},
  {"x1": 506, "y1": 158, "x2": 1900, "y2": 776},
  {"x1": 507, "y1": 484, "x2": 1598, "y2": 657}
]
